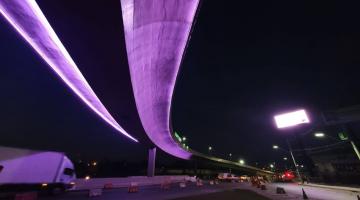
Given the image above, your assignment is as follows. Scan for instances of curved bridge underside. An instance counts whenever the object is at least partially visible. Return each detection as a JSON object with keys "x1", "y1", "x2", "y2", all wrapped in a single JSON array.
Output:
[
  {"x1": 121, "y1": 0, "x2": 200, "y2": 159},
  {"x1": 0, "y1": 0, "x2": 137, "y2": 142}
]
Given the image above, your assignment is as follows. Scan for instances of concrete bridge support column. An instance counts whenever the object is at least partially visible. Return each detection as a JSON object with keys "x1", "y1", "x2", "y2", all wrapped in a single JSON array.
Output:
[{"x1": 147, "y1": 147, "x2": 156, "y2": 177}]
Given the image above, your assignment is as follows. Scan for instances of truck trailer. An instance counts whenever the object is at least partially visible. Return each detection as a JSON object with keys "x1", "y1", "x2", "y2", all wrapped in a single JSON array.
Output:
[{"x1": 0, "y1": 146, "x2": 76, "y2": 194}]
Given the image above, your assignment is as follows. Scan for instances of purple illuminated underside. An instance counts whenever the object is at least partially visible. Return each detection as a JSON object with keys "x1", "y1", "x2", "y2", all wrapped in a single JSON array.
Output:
[
  {"x1": 0, "y1": 0, "x2": 137, "y2": 142},
  {"x1": 121, "y1": 0, "x2": 199, "y2": 159}
]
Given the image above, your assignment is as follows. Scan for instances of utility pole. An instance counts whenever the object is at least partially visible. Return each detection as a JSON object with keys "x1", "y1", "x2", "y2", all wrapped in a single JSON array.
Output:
[{"x1": 287, "y1": 139, "x2": 302, "y2": 182}]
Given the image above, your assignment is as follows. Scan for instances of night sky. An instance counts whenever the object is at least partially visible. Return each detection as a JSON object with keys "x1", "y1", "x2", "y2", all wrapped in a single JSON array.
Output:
[{"x1": 1, "y1": 0, "x2": 360, "y2": 166}]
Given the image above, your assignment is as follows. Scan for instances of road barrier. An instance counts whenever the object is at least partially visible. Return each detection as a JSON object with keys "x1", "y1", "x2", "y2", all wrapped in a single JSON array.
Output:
[
  {"x1": 103, "y1": 183, "x2": 113, "y2": 189},
  {"x1": 128, "y1": 182, "x2": 139, "y2": 193},
  {"x1": 276, "y1": 187, "x2": 286, "y2": 194},
  {"x1": 196, "y1": 179, "x2": 203, "y2": 187},
  {"x1": 179, "y1": 181, "x2": 186, "y2": 188},
  {"x1": 74, "y1": 175, "x2": 190, "y2": 190},
  {"x1": 256, "y1": 182, "x2": 261, "y2": 188},
  {"x1": 88, "y1": 189, "x2": 102, "y2": 197},
  {"x1": 302, "y1": 183, "x2": 360, "y2": 193},
  {"x1": 14, "y1": 192, "x2": 37, "y2": 200},
  {"x1": 160, "y1": 179, "x2": 171, "y2": 190},
  {"x1": 260, "y1": 184, "x2": 266, "y2": 190}
]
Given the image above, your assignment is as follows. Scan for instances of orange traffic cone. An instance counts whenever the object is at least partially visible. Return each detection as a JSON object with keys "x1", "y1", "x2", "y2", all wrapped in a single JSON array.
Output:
[{"x1": 302, "y1": 188, "x2": 308, "y2": 199}]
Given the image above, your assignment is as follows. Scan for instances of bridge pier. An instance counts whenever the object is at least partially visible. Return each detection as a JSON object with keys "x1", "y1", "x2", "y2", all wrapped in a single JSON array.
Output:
[{"x1": 147, "y1": 147, "x2": 156, "y2": 177}]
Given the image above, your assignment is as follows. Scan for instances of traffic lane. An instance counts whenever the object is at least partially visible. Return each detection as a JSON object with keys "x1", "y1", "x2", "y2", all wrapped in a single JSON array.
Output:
[
  {"x1": 40, "y1": 182, "x2": 250, "y2": 200},
  {"x1": 269, "y1": 183, "x2": 360, "y2": 200},
  {"x1": 170, "y1": 189, "x2": 271, "y2": 200}
]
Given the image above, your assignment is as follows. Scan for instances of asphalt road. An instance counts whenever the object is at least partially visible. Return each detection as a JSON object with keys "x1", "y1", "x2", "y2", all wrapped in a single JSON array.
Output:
[
  {"x1": 244, "y1": 182, "x2": 360, "y2": 200},
  {"x1": 39, "y1": 182, "x2": 268, "y2": 200},
  {"x1": 12, "y1": 181, "x2": 360, "y2": 200}
]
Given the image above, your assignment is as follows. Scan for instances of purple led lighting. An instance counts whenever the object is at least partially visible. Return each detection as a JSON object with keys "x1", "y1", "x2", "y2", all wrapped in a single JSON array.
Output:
[
  {"x1": 121, "y1": 0, "x2": 200, "y2": 159},
  {"x1": 0, "y1": 0, "x2": 137, "y2": 142}
]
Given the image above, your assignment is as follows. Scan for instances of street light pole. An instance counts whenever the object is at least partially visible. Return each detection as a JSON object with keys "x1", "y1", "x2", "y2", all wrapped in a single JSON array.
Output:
[
  {"x1": 314, "y1": 132, "x2": 360, "y2": 161},
  {"x1": 350, "y1": 140, "x2": 360, "y2": 160},
  {"x1": 287, "y1": 139, "x2": 302, "y2": 182}
]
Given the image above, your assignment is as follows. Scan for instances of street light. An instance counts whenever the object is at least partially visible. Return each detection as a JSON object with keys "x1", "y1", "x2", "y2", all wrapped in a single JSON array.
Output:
[
  {"x1": 208, "y1": 146, "x2": 212, "y2": 151},
  {"x1": 270, "y1": 164, "x2": 274, "y2": 168},
  {"x1": 273, "y1": 145, "x2": 279, "y2": 149},
  {"x1": 274, "y1": 109, "x2": 310, "y2": 182},
  {"x1": 274, "y1": 109, "x2": 310, "y2": 129},
  {"x1": 314, "y1": 132, "x2": 325, "y2": 138},
  {"x1": 239, "y1": 159, "x2": 245, "y2": 165},
  {"x1": 283, "y1": 157, "x2": 288, "y2": 160},
  {"x1": 314, "y1": 132, "x2": 360, "y2": 160},
  {"x1": 182, "y1": 137, "x2": 186, "y2": 142}
]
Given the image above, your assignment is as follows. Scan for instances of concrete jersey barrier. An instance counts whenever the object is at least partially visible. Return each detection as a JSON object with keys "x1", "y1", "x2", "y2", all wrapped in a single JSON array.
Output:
[{"x1": 73, "y1": 175, "x2": 191, "y2": 190}]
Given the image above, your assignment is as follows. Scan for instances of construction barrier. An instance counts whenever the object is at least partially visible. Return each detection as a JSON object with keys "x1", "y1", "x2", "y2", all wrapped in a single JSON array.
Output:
[
  {"x1": 14, "y1": 192, "x2": 37, "y2": 200},
  {"x1": 260, "y1": 184, "x2": 266, "y2": 190},
  {"x1": 256, "y1": 181, "x2": 261, "y2": 188},
  {"x1": 128, "y1": 182, "x2": 139, "y2": 193},
  {"x1": 196, "y1": 179, "x2": 203, "y2": 187},
  {"x1": 160, "y1": 179, "x2": 171, "y2": 190},
  {"x1": 179, "y1": 181, "x2": 186, "y2": 188},
  {"x1": 88, "y1": 189, "x2": 102, "y2": 197},
  {"x1": 276, "y1": 187, "x2": 286, "y2": 194},
  {"x1": 103, "y1": 183, "x2": 113, "y2": 189}
]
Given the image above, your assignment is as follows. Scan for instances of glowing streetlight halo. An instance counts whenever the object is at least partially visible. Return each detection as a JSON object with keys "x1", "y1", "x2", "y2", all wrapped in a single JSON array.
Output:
[
  {"x1": 274, "y1": 109, "x2": 310, "y2": 129},
  {"x1": 314, "y1": 132, "x2": 325, "y2": 138}
]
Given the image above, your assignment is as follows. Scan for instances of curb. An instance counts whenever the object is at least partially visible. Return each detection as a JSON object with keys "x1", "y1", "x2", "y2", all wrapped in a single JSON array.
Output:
[{"x1": 301, "y1": 183, "x2": 360, "y2": 193}]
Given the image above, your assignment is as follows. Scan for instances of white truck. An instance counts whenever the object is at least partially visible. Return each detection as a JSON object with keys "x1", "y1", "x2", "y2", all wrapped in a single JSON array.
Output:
[{"x1": 0, "y1": 146, "x2": 76, "y2": 194}]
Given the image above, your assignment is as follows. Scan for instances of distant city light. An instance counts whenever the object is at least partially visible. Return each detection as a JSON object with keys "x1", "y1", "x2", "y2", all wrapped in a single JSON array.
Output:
[
  {"x1": 182, "y1": 137, "x2": 186, "y2": 142},
  {"x1": 270, "y1": 164, "x2": 274, "y2": 168},
  {"x1": 92, "y1": 162, "x2": 97, "y2": 166},
  {"x1": 208, "y1": 146, "x2": 212, "y2": 151},
  {"x1": 314, "y1": 132, "x2": 325, "y2": 138},
  {"x1": 274, "y1": 109, "x2": 310, "y2": 128},
  {"x1": 273, "y1": 145, "x2": 279, "y2": 149},
  {"x1": 239, "y1": 159, "x2": 245, "y2": 165},
  {"x1": 174, "y1": 132, "x2": 182, "y2": 142},
  {"x1": 85, "y1": 176, "x2": 91, "y2": 180},
  {"x1": 283, "y1": 157, "x2": 288, "y2": 160}
]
